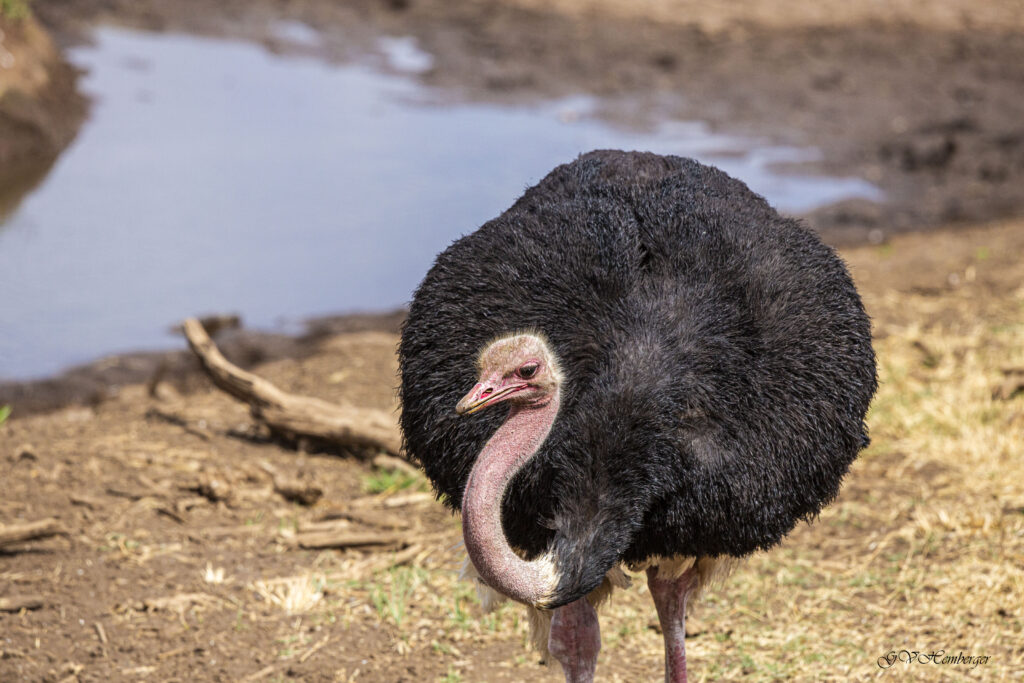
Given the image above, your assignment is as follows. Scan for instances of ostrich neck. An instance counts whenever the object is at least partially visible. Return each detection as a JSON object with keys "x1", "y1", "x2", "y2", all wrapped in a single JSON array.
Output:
[{"x1": 461, "y1": 388, "x2": 561, "y2": 607}]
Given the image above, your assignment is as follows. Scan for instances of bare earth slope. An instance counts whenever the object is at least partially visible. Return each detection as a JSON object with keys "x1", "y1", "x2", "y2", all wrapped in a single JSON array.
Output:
[{"x1": 0, "y1": 12, "x2": 84, "y2": 219}]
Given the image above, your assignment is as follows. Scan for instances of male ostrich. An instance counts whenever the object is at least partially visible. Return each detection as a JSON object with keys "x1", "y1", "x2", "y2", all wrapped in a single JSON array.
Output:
[{"x1": 398, "y1": 150, "x2": 876, "y2": 682}]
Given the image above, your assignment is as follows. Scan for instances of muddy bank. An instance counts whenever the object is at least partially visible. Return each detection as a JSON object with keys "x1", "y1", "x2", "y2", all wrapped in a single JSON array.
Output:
[
  {"x1": 0, "y1": 310, "x2": 406, "y2": 419},
  {"x1": 31, "y1": 0, "x2": 1024, "y2": 242},
  {"x1": 0, "y1": 12, "x2": 85, "y2": 219}
]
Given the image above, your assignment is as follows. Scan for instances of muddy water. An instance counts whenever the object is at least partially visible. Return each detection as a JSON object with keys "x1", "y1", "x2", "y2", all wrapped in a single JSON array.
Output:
[{"x1": 0, "y1": 26, "x2": 881, "y2": 380}]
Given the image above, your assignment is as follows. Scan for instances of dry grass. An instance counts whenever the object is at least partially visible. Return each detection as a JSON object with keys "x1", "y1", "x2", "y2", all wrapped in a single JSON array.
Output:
[
  {"x1": 350, "y1": 222, "x2": 1024, "y2": 681},
  {"x1": 252, "y1": 573, "x2": 327, "y2": 614},
  {"x1": 657, "y1": 314, "x2": 1024, "y2": 681}
]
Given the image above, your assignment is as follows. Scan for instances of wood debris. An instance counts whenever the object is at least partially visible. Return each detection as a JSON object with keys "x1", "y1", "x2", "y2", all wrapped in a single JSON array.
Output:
[
  {"x1": 0, "y1": 518, "x2": 65, "y2": 549},
  {"x1": 182, "y1": 318, "x2": 402, "y2": 455},
  {"x1": 293, "y1": 529, "x2": 410, "y2": 550},
  {"x1": 0, "y1": 595, "x2": 45, "y2": 612},
  {"x1": 317, "y1": 507, "x2": 412, "y2": 530}
]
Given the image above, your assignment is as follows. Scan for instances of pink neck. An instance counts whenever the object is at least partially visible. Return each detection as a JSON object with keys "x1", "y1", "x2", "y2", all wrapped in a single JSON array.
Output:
[{"x1": 461, "y1": 389, "x2": 561, "y2": 606}]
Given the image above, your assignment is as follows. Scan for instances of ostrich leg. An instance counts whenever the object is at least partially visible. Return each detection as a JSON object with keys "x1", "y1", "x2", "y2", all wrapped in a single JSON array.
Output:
[
  {"x1": 646, "y1": 565, "x2": 698, "y2": 683},
  {"x1": 548, "y1": 597, "x2": 601, "y2": 683}
]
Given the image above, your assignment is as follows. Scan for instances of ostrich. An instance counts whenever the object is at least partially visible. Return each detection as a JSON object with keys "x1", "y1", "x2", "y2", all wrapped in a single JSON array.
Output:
[{"x1": 398, "y1": 150, "x2": 876, "y2": 681}]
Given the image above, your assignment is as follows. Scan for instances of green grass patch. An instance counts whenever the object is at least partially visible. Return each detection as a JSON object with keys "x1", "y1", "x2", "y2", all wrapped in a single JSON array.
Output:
[
  {"x1": 0, "y1": 405, "x2": 9, "y2": 425},
  {"x1": 0, "y1": 0, "x2": 31, "y2": 20},
  {"x1": 370, "y1": 566, "x2": 428, "y2": 626},
  {"x1": 363, "y1": 468, "x2": 427, "y2": 494},
  {"x1": 439, "y1": 668, "x2": 463, "y2": 683}
]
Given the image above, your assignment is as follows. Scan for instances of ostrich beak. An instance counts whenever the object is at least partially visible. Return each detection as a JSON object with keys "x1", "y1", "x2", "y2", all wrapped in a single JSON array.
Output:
[{"x1": 456, "y1": 382, "x2": 525, "y2": 415}]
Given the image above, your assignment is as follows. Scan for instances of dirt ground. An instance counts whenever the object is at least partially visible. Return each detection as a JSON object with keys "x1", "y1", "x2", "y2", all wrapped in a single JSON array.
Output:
[
  {"x1": 2, "y1": 1, "x2": 1024, "y2": 681},
  {"x1": 2, "y1": 218, "x2": 1023, "y2": 682}
]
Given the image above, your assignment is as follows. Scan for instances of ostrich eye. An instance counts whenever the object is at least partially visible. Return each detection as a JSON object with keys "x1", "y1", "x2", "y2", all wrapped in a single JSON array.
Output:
[{"x1": 517, "y1": 363, "x2": 539, "y2": 380}]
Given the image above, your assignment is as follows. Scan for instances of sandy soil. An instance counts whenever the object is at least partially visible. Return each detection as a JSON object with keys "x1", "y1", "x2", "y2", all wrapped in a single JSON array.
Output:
[{"x1": 2, "y1": 218, "x2": 1023, "y2": 682}]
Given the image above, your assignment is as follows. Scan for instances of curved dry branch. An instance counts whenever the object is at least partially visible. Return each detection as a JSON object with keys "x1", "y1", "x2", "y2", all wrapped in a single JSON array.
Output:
[{"x1": 181, "y1": 318, "x2": 403, "y2": 456}]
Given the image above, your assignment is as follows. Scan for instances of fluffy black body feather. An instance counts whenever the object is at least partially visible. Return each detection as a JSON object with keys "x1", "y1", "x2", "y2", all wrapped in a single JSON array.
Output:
[{"x1": 399, "y1": 150, "x2": 877, "y2": 606}]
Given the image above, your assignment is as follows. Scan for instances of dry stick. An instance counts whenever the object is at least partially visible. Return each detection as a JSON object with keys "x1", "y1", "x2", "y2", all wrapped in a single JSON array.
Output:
[
  {"x1": 297, "y1": 519, "x2": 352, "y2": 534},
  {"x1": 181, "y1": 318, "x2": 403, "y2": 456},
  {"x1": 380, "y1": 492, "x2": 434, "y2": 508},
  {"x1": 69, "y1": 494, "x2": 104, "y2": 510},
  {"x1": 0, "y1": 595, "x2": 45, "y2": 612},
  {"x1": 0, "y1": 518, "x2": 65, "y2": 548},
  {"x1": 93, "y1": 622, "x2": 109, "y2": 659},
  {"x1": 298, "y1": 635, "x2": 331, "y2": 664},
  {"x1": 347, "y1": 491, "x2": 434, "y2": 509},
  {"x1": 319, "y1": 508, "x2": 412, "y2": 530},
  {"x1": 242, "y1": 665, "x2": 277, "y2": 682},
  {"x1": 157, "y1": 646, "x2": 191, "y2": 661},
  {"x1": 344, "y1": 544, "x2": 431, "y2": 576},
  {"x1": 372, "y1": 544, "x2": 427, "y2": 569},
  {"x1": 294, "y1": 530, "x2": 411, "y2": 550}
]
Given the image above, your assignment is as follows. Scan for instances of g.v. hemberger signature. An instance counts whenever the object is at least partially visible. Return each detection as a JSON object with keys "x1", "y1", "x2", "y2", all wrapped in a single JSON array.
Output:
[{"x1": 878, "y1": 649, "x2": 991, "y2": 670}]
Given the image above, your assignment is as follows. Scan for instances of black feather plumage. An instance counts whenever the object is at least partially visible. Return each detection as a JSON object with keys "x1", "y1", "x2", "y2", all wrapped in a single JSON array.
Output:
[{"x1": 399, "y1": 150, "x2": 877, "y2": 605}]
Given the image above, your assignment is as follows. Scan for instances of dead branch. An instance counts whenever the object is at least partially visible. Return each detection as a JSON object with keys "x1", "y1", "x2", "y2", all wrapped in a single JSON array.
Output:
[
  {"x1": 298, "y1": 634, "x2": 331, "y2": 664},
  {"x1": 349, "y1": 544, "x2": 435, "y2": 575},
  {"x1": 345, "y1": 491, "x2": 435, "y2": 509},
  {"x1": 0, "y1": 595, "x2": 45, "y2": 612},
  {"x1": 293, "y1": 529, "x2": 410, "y2": 550},
  {"x1": 69, "y1": 494, "x2": 104, "y2": 510},
  {"x1": 297, "y1": 519, "x2": 352, "y2": 534},
  {"x1": 380, "y1": 491, "x2": 434, "y2": 508},
  {"x1": 243, "y1": 665, "x2": 278, "y2": 682},
  {"x1": 0, "y1": 518, "x2": 65, "y2": 548},
  {"x1": 182, "y1": 318, "x2": 403, "y2": 456},
  {"x1": 368, "y1": 544, "x2": 429, "y2": 570},
  {"x1": 155, "y1": 507, "x2": 187, "y2": 525},
  {"x1": 316, "y1": 508, "x2": 412, "y2": 530}
]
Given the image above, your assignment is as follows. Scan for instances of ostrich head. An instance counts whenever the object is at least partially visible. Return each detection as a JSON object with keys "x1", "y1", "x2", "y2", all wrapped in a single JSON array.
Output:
[
  {"x1": 456, "y1": 333, "x2": 563, "y2": 416},
  {"x1": 455, "y1": 332, "x2": 567, "y2": 608}
]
